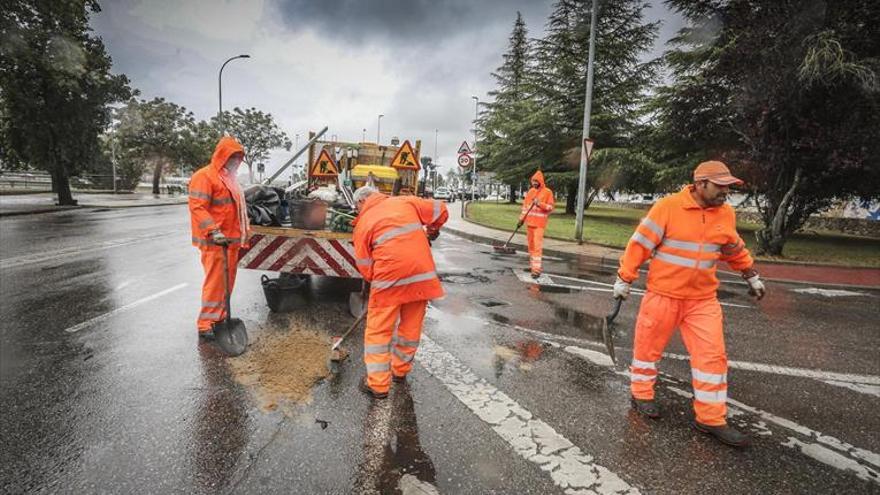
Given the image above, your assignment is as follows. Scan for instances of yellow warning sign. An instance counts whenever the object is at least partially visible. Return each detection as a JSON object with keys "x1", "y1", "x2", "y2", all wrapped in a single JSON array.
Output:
[
  {"x1": 310, "y1": 148, "x2": 339, "y2": 177},
  {"x1": 389, "y1": 140, "x2": 420, "y2": 170}
]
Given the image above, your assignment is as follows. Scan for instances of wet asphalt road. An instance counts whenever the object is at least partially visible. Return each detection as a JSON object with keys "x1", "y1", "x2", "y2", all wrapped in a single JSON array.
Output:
[{"x1": 1, "y1": 205, "x2": 878, "y2": 494}]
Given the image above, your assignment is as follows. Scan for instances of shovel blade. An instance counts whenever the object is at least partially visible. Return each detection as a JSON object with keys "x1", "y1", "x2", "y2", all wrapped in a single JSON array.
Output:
[{"x1": 214, "y1": 318, "x2": 248, "y2": 356}]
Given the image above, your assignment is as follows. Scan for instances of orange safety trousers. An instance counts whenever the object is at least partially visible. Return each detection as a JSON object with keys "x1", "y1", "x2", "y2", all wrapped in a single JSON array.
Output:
[
  {"x1": 630, "y1": 291, "x2": 729, "y2": 426},
  {"x1": 197, "y1": 245, "x2": 240, "y2": 332},
  {"x1": 363, "y1": 300, "x2": 428, "y2": 394},
  {"x1": 527, "y1": 226, "x2": 544, "y2": 274}
]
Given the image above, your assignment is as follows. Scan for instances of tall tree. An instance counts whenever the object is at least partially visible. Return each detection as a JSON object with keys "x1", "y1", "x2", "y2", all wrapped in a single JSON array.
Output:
[
  {"x1": 658, "y1": 0, "x2": 880, "y2": 255},
  {"x1": 0, "y1": 0, "x2": 131, "y2": 204},
  {"x1": 113, "y1": 97, "x2": 197, "y2": 194},
  {"x1": 533, "y1": 0, "x2": 660, "y2": 213},
  {"x1": 215, "y1": 107, "x2": 291, "y2": 183}
]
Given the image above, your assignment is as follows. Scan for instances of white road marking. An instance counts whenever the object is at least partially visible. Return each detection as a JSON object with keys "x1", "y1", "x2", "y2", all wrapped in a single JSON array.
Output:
[
  {"x1": 512, "y1": 269, "x2": 753, "y2": 309},
  {"x1": 564, "y1": 346, "x2": 615, "y2": 367},
  {"x1": 792, "y1": 287, "x2": 869, "y2": 297},
  {"x1": 456, "y1": 311, "x2": 880, "y2": 387},
  {"x1": 0, "y1": 229, "x2": 182, "y2": 270},
  {"x1": 418, "y1": 334, "x2": 640, "y2": 494},
  {"x1": 821, "y1": 380, "x2": 880, "y2": 398},
  {"x1": 64, "y1": 283, "x2": 188, "y2": 333},
  {"x1": 663, "y1": 385, "x2": 880, "y2": 484},
  {"x1": 661, "y1": 352, "x2": 880, "y2": 385}
]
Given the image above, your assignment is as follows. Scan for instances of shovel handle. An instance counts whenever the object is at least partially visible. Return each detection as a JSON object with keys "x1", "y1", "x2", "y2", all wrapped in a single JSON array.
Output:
[
  {"x1": 332, "y1": 310, "x2": 367, "y2": 351},
  {"x1": 606, "y1": 298, "x2": 623, "y2": 324},
  {"x1": 504, "y1": 201, "x2": 537, "y2": 248}
]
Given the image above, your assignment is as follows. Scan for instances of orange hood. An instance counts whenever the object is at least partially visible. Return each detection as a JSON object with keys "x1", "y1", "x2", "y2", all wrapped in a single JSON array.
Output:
[
  {"x1": 210, "y1": 136, "x2": 245, "y2": 171},
  {"x1": 531, "y1": 170, "x2": 546, "y2": 188}
]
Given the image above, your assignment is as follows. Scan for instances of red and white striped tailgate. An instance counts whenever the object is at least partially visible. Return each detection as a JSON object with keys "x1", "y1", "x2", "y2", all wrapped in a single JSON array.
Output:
[{"x1": 238, "y1": 233, "x2": 361, "y2": 278}]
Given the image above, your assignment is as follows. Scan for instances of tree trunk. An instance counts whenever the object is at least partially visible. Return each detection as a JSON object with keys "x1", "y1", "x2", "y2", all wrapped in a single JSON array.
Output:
[
  {"x1": 152, "y1": 159, "x2": 163, "y2": 195},
  {"x1": 584, "y1": 188, "x2": 599, "y2": 211},
  {"x1": 248, "y1": 164, "x2": 255, "y2": 184},
  {"x1": 565, "y1": 182, "x2": 577, "y2": 214},
  {"x1": 54, "y1": 166, "x2": 76, "y2": 206},
  {"x1": 508, "y1": 184, "x2": 516, "y2": 204},
  {"x1": 756, "y1": 167, "x2": 802, "y2": 256}
]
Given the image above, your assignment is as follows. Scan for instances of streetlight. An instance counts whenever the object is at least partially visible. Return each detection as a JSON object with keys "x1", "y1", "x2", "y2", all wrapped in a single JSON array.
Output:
[
  {"x1": 471, "y1": 96, "x2": 479, "y2": 201},
  {"x1": 218, "y1": 54, "x2": 250, "y2": 134},
  {"x1": 377, "y1": 114, "x2": 384, "y2": 144},
  {"x1": 362, "y1": 128, "x2": 367, "y2": 142},
  {"x1": 574, "y1": 0, "x2": 598, "y2": 243}
]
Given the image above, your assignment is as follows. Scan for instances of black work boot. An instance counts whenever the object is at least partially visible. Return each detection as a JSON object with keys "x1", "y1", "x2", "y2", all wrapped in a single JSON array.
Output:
[
  {"x1": 531, "y1": 271, "x2": 541, "y2": 279},
  {"x1": 631, "y1": 398, "x2": 662, "y2": 419},
  {"x1": 392, "y1": 374, "x2": 407, "y2": 384},
  {"x1": 358, "y1": 377, "x2": 388, "y2": 399},
  {"x1": 693, "y1": 421, "x2": 751, "y2": 448}
]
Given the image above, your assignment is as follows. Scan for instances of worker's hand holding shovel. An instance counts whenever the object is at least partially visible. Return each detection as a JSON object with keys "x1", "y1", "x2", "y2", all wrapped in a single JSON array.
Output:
[
  {"x1": 612, "y1": 276, "x2": 631, "y2": 300},
  {"x1": 426, "y1": 228, "x2": 440, "y2": 242},
  {"x1": 211, "y1": 230, "x2": 230, "y2": 246},
  {"x1": 516, "y1": 217, "x2": 524, "y2": 229}
]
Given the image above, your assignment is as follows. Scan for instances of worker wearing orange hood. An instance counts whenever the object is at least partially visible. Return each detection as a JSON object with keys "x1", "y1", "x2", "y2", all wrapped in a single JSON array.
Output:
[
  {"x1": 519, "y1": 170, "x2": 554, "y2": 278},
  {"x1": 188, "y1": 136, "x2": 250, "y2": 337}
]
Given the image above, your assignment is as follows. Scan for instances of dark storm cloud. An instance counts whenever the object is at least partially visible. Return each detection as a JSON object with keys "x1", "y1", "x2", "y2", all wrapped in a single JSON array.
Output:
[{"x1": 275, "y1": 0, "x2": 550, "y2": 44}]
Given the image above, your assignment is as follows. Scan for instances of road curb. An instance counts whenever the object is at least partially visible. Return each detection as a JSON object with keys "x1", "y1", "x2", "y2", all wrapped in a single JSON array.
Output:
[
  {"x1": 444, "y1": 225, "x2": 880, "y2": 291},
  {"x1": 0, "y1": 201, "x2": 187, "y2": 218}
]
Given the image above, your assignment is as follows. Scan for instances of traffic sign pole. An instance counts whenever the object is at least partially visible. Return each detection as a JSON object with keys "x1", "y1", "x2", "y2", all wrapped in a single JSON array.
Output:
[{"x1": 575, "y1": 0, "x2": 599, "y2": 244}]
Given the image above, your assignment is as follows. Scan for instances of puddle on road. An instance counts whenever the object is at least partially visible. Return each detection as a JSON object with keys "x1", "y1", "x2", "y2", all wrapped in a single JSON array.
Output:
[
  {"x1": 439, "y1": 272, "x2": 491, "y2": 284},
  {"x1": 493, "y1": 340, "x2": 549, "y2": 375},
  {"x1": 229, "y1": 324, "x2": 331, "y2": 413},
  {"x1": 553, "y1": 306, "x2": 606, "y2": 341}
]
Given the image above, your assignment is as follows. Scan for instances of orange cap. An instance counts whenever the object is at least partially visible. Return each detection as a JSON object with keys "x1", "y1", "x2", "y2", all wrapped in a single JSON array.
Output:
[{"x1": 693, "y1": 161, "x2": 743, "y2": 186}]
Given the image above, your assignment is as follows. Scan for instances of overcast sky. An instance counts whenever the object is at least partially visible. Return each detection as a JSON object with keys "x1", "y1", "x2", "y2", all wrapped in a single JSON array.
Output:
[{"x1": 90, "y1": 0, "x2": 683, "y2": 179}]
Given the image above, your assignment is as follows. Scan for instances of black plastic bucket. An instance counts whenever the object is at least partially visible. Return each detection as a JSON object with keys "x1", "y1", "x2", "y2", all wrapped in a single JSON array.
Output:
[{"x1": 261, "y1": 274, "x2": 308, "y2": 312}]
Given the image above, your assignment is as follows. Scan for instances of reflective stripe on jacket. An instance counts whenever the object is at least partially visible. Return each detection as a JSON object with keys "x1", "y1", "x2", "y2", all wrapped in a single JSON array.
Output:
[
  {"x1": 618, "y1": 185, "x2": 754, "y2": 299},
  {"x1": 521, "y1": 170, "x2": 554, "y2": 228},
  {"x1": 188, "y1": 137, "x2": 249, "y2": 248},
  {"x1": 353, "y1": 194, "x2": 449, "y2": 307}
]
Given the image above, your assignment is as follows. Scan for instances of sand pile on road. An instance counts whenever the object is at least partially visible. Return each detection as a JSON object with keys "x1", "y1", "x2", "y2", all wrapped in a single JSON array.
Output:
[{"x1": 230, "y1": 324, "x2": 331, "y2": 411}]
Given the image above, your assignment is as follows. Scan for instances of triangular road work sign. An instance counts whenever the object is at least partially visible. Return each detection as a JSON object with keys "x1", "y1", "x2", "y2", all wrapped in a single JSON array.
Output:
[
  {"x1": 583, "y1": 138, "x2": 595, "y2": 158},
  {"x1": 389, "y1": 140, "x2": 420, "y2": 170},
  {"x1": 457, "y1": 140, "x2": 472, "y2": 154},
  {"x1": 310, "y1": 148, "x2": 339, "y2": 177}
]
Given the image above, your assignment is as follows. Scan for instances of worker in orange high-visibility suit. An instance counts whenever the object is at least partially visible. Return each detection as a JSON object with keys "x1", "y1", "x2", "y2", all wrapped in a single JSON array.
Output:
[
  {"x1": 614, "y1": 161, "x2": 766, "y2": 447},
  {"x1": 188, "y1": 136, "x2": 250, "y2": 337},
  {"x1": 352, "y1": 186, "x2": 448, "y2": 399},
  {"x1": 519, "y1": 170, "x2": 554, "y2": 278}
]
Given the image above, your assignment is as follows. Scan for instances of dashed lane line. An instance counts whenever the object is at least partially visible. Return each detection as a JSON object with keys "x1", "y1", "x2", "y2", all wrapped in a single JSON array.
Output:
[
  {"x1": 63, "y1": 283, "x2": 188, "y2": 333},
  {"x1": 418, "y1": 334, "x2": 639, "y2": 495}
]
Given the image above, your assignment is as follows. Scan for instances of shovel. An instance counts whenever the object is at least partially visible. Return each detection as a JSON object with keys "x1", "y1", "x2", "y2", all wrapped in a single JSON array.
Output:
[
  {"x1": 493, "y1": 201, "x2": 536, "y2": 255},
  {"x1": 213, "y1": 244, "x2": 249, "y2": 357},
  {"x1": 329, "y1": 310, "x2": 367, "y2": 363},
  {"x1": 600, "y1": 298, "x2": 624, "y2": 365}
]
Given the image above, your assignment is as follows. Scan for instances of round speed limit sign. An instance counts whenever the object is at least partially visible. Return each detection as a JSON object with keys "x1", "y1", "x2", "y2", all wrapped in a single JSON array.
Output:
[{"x1": 458, "y1": 154, "x2": 472, "y2": 168}]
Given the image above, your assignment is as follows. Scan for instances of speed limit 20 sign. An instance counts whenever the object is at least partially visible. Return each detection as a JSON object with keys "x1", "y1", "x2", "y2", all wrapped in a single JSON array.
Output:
[{"x1": 458, "y1": 154, "x2": 472, "y2": 168}]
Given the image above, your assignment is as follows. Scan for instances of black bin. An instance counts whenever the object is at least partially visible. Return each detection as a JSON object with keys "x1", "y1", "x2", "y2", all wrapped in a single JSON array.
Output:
[{"x1": 261, "y1": 274, "x2": 308, "y2": 312}]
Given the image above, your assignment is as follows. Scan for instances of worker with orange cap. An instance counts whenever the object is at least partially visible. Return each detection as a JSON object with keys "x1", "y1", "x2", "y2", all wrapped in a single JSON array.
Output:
[
  {"x1": 614, "y1": 160, "x2": 766, "y2": 447},
  {"x1": 188, "y1": 136, "x2": 250, "y2": 337},
  {"x1": 519, "y1": 170, "x2": 554, "y2": 278},
  {"x1": 352, "y1": 185, "x2": 448, "y2": 399}
]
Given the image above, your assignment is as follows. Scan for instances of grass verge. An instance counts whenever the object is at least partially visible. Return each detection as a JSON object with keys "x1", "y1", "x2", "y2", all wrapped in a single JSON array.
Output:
[{"x1": 467, "y1": 202, "x2": 880, "y2": 268}]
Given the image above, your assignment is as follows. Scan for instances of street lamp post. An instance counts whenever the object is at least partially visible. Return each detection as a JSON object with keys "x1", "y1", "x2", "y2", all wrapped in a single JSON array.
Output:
[
  {"x1": 574, "y1": 0, "x2": 599, "y2": 243},
  {"x1": 471, "y1": 96, "x2": 479, "y2": 201},
  {"x1": 362, "y1": 128, "x2": 366, "y2": 142},
  {"x1": 218, "y1": 54, "x2": 250, "y2": 134},
  {"x1": 292, "y1": 133, "x2": 300, "y2": 182},
  {"x1": 377, "y1": 114, "x2": 384, "y2": 144}
]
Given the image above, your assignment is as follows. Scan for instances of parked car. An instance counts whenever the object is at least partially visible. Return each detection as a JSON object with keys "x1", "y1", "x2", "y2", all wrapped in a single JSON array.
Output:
[{"x1": 433, "y1": 187, "x2": 452, "y2": 202}]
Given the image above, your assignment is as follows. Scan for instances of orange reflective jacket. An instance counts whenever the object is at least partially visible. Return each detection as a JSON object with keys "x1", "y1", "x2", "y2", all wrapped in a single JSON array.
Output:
[
  {"x1": 618, "y1": 186, "x2": 754, "y2": 299},
  {"x1": 188, "y1": 137, "x2": 249, "y2": 248},
  {"x1": 353, "y1": 194, "x2": 449, "y2": 307},
  {"x1": 521, "y1": 170, "x2": 554, "y2": 228}
]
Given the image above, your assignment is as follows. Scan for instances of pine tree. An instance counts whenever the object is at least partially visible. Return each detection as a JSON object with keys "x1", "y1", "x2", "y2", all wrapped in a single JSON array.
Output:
[{"x1": 534, "y1": 0, "x2": 660, "y2": 213}]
